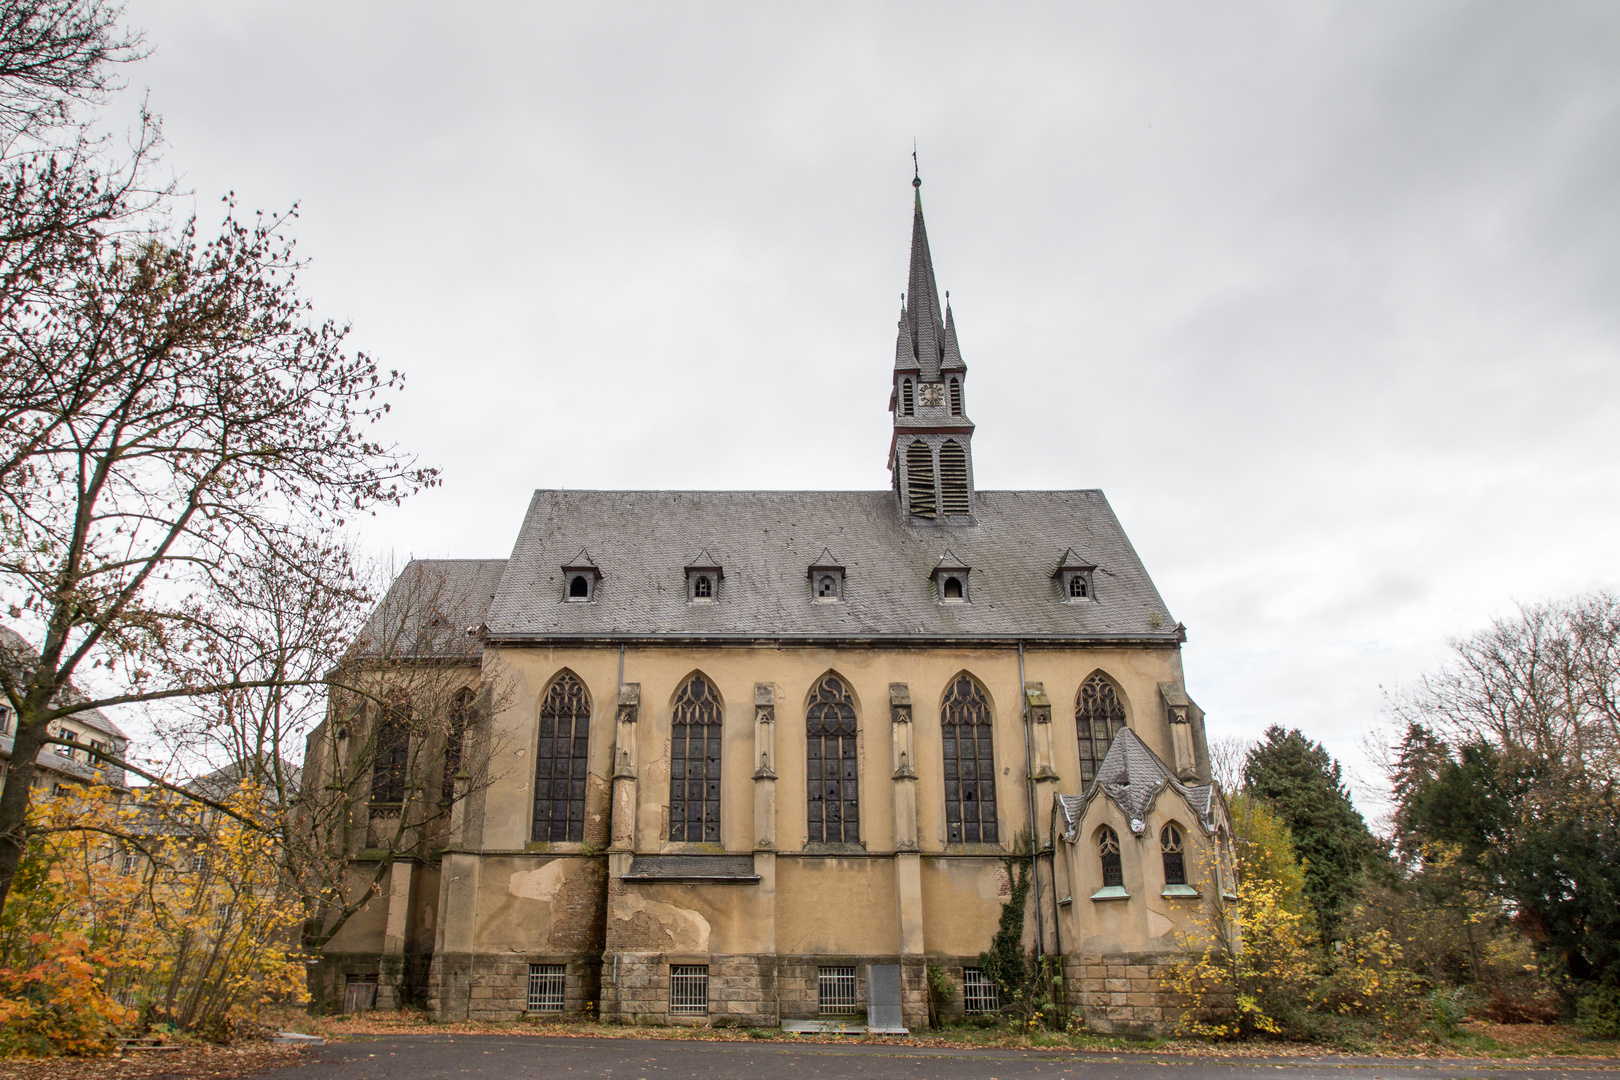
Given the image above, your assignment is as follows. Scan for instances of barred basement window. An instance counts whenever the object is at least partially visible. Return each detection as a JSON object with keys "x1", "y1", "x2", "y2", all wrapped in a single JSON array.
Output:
[
  {"x1": 1099, "y1": 826, "x2": 1123, "y2": 888},
  {"x1": 948, "y1": 376, "x2": 962, "y2": 416},
  {"x1": 1161, "y1": 823, "x2": 1187, "y2": 886},
  {"x1": 939, "y1": 439, "x2": 969, "y2": 515},
  {"x1": 669, "y1": 964, "x2": 709, "y2": 1014},
  {"x1": 533, "y1": 672, "x2": 591, "y2": 842},
  {"x1": 818, "y1": 966, "x2": 858, "y2": 1015},
  {"x1": 668, "y1": 674, "x2": 723, "y2": 842},
  {"x1": 963, "y1": 968, "x2": 998, "y2": 1014},
  {"x1": 900, "y1": 378, "x2": 915, "y2": 416},
  {"x1": 528, "y1": 964, "x2": 566, "y2": 1012},
  {"x1": 1076, "y1": 674, "x2": 1128, "y2": 784},
  {"x1": 343, "y1": 973, "x2": 378, "y2": 1014},
  {"x1": 807, "y1": 673, "x2": 859, "y2": 843},
  {"x1": 941, "y1": 674, "x2": 998, "y2": 844},
  {"x1": 369, "y1": 703, "x2": 410, "y2": 806},
  {"x1": 905, "y1": 440, "x2": 936, "y2": 518}
]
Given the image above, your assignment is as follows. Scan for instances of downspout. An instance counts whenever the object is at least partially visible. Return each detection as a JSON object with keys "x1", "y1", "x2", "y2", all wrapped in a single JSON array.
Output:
[{"x1": 1016, "y1": 640, "x2": 1044, "y2": 958}]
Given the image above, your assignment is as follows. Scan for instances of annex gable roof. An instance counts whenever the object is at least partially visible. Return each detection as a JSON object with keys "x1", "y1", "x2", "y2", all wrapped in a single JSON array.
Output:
[
  {"x1": 483, "y1": 489, "x2": 1179, "y2": 642},
  {"x1": 1055, "y1": 727, "x2": 1217, "y2": 840}
]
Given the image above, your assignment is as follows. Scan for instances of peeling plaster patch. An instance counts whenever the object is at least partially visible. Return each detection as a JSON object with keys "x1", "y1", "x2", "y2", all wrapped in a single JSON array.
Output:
[
  {"x1": 1148, "y1": 909, "x2": 1175, "y2": 938},
  {"x1": 612, "y1": 893, "x2": 710, "y2": 952},
  {"x1": 509, "y1": 861, "x2": 568, "y2": 902}
]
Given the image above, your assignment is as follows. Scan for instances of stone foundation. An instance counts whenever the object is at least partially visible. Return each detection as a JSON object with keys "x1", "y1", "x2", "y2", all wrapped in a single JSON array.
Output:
[
  {"x1": 1063, "y1": 951, "x2": 1228, "y2": 1035},
  {"x1": 428, "y1": 951, "x2": 601, "y2": 1021}
]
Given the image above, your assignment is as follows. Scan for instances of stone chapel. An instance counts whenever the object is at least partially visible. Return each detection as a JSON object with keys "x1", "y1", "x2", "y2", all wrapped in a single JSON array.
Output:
[{"x1": 308, "y1": 174, "x2": 1236, "y2": 1034}]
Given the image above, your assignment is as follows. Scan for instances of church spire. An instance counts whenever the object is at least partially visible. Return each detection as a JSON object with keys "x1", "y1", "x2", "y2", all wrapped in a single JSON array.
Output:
[{"x1": 888, "y1": 170, "x2": 976, "y2": 521}]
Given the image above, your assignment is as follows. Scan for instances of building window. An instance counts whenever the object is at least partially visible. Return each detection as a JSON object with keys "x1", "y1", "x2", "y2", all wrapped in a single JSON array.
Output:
[
  {"x1": 369, "y1": 703, "x2": 410, "y2": 806},
  {"x1": 818, "y1": 966, "x2": 858, "y2": 1015},
  {"x1": 693, "y1": 575, "x2": 712, "y2": 598},
  {"x1": 900, "y1": 378, "x2": 915, "y2": 416},
  {"x1": 1099, "y1": 826, "x2": 1123, "y2": 888},
  {"x1": 942, "y1": 575, "x2": 963, "y2": 601},
  {"x1": 0, "y1": 705, "x2": 11, "y2": 735},
  {"x1": 191, "y1": 852, "x2": 208, "y2": 873},
  {"x1": 443, "y1": 688, "x2": 474, "y2": 809},
  {"x1": 1076, "y1": 674, "x2": 1127, "y2": 784},
  {"x1": 818, "y1": 575, "x2": 838, "y2": 599},
  {"x1": 941, "y1": 674, "x2": 997, "y2": 844},
  {"x1": 963, "y1": 968, "x2": 999, "y2": 1014},
  {"x1": 669, "y1": 964, "x2": 709, "y2": 1015},
  {"x1": 533, "y1": 672, "x2": 591, "y2": 843},
  {"x1": 343, "y1": 973, "x2": 379, "y2": 1014},
  {"x1": 668, "y1": 674, "x2": 722, "y2": 842},
  {"x1": 528, "y1": 964, "x2": 567, "y2": 1013},
  {"x1": 568, "y1": 575, "x2": 589, "y2": 599},
  {"x1": 1161, "y1": 823, "x2": 1186, "y2": 886},
  {"x1": 806, "y1": 673, "x2": 859, "y2": 844},
  {"x1": 948, "y1": 376, "x2": 963, "y2": 416},
  {"x1": 905, "y1": 440, "x2": 935, "y2": 518},
  {"x1": 121, "y1": 851, "x2": 138, "y2": 874},
  {"x1": 1068, "y1": 574, "x2": 1088, "y2": 599}
]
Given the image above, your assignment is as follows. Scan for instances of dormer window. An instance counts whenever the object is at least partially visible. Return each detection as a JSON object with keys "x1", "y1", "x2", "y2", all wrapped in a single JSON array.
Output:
[
  {"x1": 561, "y1": 548, "x2": 603, "y2": 603},
  {"x1": 931, "y1": 550, "x2": 971, "y2": 604},
  {"x1": 1053, "y1": 548, "x2": 1097, "y2": 604},
  {"x1": 807, "y1": 549, "x2": 845, "y2": 603},
  {"x1": 685, "y1": 549, "x2": 723, "y2": 604}
]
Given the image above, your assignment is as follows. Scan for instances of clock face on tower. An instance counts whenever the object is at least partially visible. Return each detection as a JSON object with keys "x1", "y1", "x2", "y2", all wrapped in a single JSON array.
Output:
[{"x1": 917, "y1": 383, "x2": 945, "y2": 407}]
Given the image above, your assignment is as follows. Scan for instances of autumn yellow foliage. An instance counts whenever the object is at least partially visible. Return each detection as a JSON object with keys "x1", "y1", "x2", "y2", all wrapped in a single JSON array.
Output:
[{"x1": 0, "y1": 782, "x2": 307, "y2": 1054}]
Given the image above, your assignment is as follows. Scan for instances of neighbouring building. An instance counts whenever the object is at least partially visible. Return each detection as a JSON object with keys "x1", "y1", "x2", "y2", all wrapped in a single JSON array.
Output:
[
  {"x1": 0, "y1": 625, "x2": 129, "y2": 795},
  {"x1": 308, "y1": 175, "x2": 1235, "y2": 1034}
]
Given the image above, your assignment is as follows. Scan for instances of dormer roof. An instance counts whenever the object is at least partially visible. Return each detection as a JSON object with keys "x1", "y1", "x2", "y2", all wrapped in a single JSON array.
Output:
[
  {"x1": 1055, "y1": 728, "x2": 1216, "y2": 840},
  {"x1": 562, "y1": 548, "x2": 602, "y2": 579},
  {"x1": 1052, "y1": 547, "x2": 1098, "y2": 576}
]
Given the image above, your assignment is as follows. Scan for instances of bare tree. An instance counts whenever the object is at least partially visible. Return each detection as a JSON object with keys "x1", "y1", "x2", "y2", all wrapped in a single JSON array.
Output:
[
  {"x1": 0, "y1": 201, "x2": 437, "y2": 913},
  {"x1": 1207, "y1": 734, "x2": 1252, "y2": 795},
  {"x1": 0, "y1": 0, "x2": 143, "y2": 146}
]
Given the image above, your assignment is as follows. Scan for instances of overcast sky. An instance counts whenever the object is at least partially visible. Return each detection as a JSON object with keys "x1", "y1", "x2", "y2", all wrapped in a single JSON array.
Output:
[{"x1": 110, "y1": 1, "x2": 1620, "y2": 819}]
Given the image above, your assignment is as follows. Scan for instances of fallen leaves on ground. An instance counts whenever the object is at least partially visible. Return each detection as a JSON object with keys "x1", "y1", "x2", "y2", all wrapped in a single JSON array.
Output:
[{"x1": 0, "y1": 1043, "x2": 307, "y2": 1080}]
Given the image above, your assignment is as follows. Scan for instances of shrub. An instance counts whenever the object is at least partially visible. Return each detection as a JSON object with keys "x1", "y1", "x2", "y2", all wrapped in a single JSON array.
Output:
[
  {"x1": 0, "y1": 934, "x2": 134, "y2": 1057},
  {"x1": 1576, "y1": 985, "x2": 1620, "y2": 1040}
]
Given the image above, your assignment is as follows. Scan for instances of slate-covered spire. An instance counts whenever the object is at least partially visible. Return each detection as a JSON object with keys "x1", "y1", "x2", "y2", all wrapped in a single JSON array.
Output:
[{"x1": 888, "y1": 170, "x2": 977, "y2": 522}]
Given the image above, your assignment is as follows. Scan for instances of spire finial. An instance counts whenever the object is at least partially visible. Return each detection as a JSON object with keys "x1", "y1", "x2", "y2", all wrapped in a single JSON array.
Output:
[{"x1": 912, "y1": 141, "x2": 921, "y2": 190}]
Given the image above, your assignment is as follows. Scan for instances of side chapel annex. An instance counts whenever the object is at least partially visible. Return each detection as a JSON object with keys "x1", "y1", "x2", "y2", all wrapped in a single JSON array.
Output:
[{"x1": 307, "y1": 172, "x2": 1234, "y2": 1034}]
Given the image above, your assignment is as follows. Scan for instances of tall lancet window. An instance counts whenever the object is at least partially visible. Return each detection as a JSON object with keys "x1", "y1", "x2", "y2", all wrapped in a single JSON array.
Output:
[
  {"x1": 806, "y1": 673, "x2": 859, "y2": 843},
  {"x1": 941, "y1": 674, "x2": 998, "y2": 844},
  {"x1": 669, "y1": 673, "x2": 723, "y2": 842},
  {"x1": 900, "y1": 379, "x2": 915, "y2": 417},
  {"x1": 939, "y1": 440, "x2": 969, "y2": 515},
  {"x1": 906, "y1": 440, "x2": 936, "y2": 518},
  {"x1": 533, "y1": 672, "x2": 591, "y2": 842},
  {"x1": 1077, "y1": 674, "x2": 1128, "y2": 783}
]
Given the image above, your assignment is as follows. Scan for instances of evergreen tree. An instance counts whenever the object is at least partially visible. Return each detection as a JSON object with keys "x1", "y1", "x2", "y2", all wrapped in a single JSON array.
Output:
[{"x1": 1243, "y1": 726, "x2": 1374, "y2": 943}]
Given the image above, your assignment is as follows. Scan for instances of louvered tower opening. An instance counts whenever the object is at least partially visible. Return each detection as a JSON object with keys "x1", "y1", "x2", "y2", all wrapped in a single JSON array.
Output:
[
  {"x1": 939, "y1": 440, "x2": 969, "y2": 515},
  {"x1": 900, "y1": 379, "x2": 914, "y2": 416},
  {"x1": 948, "y1": 377, "x2": 962, "y2": 416},
  {"x1": 906, "y1": 440, "x2": 936, "y2": 518}
]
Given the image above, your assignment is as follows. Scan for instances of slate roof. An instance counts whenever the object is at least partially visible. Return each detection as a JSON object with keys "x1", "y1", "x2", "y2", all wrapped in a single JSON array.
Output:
[
  {"x1": 482, "y1": 489, "x2": 1180, "y2": 642},
  {"x1": 353, "y1": 559, "x2": 507, "y2": 661},
  {"x1": 1055, "y1": 728, "x2": 1217, "y2": 841}
]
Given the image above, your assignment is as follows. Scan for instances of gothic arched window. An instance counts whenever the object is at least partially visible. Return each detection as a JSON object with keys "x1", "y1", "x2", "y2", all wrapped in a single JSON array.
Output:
[
  {"x1": 669, "y1": 674, "x2": 723, "y2": 842},
  {"x1": 906, "y1": 440, "x2": 936, "y2": 518},
  {"x1": 941, "y1": 674, "x2": 997, "y2": 844},
  {"x1": 1161, "y1": 822, "x2": 1186, "y2": 886},
  {"x1": 442, "y1": 687, "x2": 474, "y2": 809},
  {"x1": 806, "y1": 673, "x2": 859, "y2": 843},
  {"x1": 1098, "y1": 825, "x2": 1123, "y2": 888},
  {"x1": 939, "y1": 440, "x2": 969, "y2": 515},
  {"x1": 532, "y1": 672, "x2": 591, "y2": 842},
  {"x1": 370, "y1": 700, "x2": 410, "y2": 807},
  {"x1": 1077, "y1": 674, "x2": 1128, "y2": 783}
]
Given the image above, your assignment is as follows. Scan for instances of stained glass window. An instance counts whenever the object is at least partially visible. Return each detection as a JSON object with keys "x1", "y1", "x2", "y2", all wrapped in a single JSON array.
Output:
[
  {"x1": 941, "y1": 674, "x2": 997, "y2": 844},
  {"x1": 532, "y1": 672, "x2": 590, "y2": 842},
  {"x1": 807, "y1": 674, "x2": 859, "y2": 843},
  {"x1": 669, "y1": 674, "x2": 723, "y2": 842}
]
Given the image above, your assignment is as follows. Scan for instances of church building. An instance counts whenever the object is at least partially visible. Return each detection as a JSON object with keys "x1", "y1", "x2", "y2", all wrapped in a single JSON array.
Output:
[{"x1": 310, "y1": 175, "x2": 1235, "y2": 1034}]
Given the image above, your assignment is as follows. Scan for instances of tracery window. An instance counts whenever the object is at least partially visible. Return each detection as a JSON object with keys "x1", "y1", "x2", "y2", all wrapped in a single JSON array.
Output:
[
  {"x1": 1076, "y1": 674, "x2": 1128, "y2": 783},
  {"x1": 442, "y1": 688, "x2": 474, "y2": 809},
  {"x1": 1098, "y1": 826, "x2": 1123, "y2": 888},
  {"x1": 939, "y1": 440, "x2": 969, "y2": 515},
  {"x1": 532, "y1": 672, "x2": 591, "y2": 842},
  {"x1": 941, "y1": 674, "x2": 997, "y2": 844},
  {"x1": 1161, "y1": 823, "x2": 1186, "y2": 886},
  {"x1": 669, "y1": 673, "x2": 723, "y2": 842},
  {"x1": 806, "y1": 673, "x2": 859, "y2": 843},
  {"x1": 370, "y1": 702, "x2": 410, "y2": 806}
]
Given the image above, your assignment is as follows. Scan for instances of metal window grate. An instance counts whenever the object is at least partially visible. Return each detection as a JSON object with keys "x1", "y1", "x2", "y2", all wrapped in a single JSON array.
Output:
[
  {"x1": 527, "y1": 964, "x2": 566, "y2": 1013},
  {"x1": 669, "y1": 964, "x2": 709, "y2": 1014},
  {"x1": 819, "y1": 966, "x2": 858, "y2": 1015},
  {"x1": 963, "y1": 968, "x2": 999, "y2": 1014}
]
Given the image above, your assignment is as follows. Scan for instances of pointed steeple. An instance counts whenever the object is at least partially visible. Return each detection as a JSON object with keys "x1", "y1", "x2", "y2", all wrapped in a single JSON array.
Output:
[{"x1": 888, "y1": 169, "x2": 977, "y2": 522}]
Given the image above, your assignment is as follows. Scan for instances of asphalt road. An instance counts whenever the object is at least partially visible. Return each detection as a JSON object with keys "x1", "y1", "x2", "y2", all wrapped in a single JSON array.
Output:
[{"x1": 257, "y1": 1034, "x2": 1620, "y2": 1080}]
